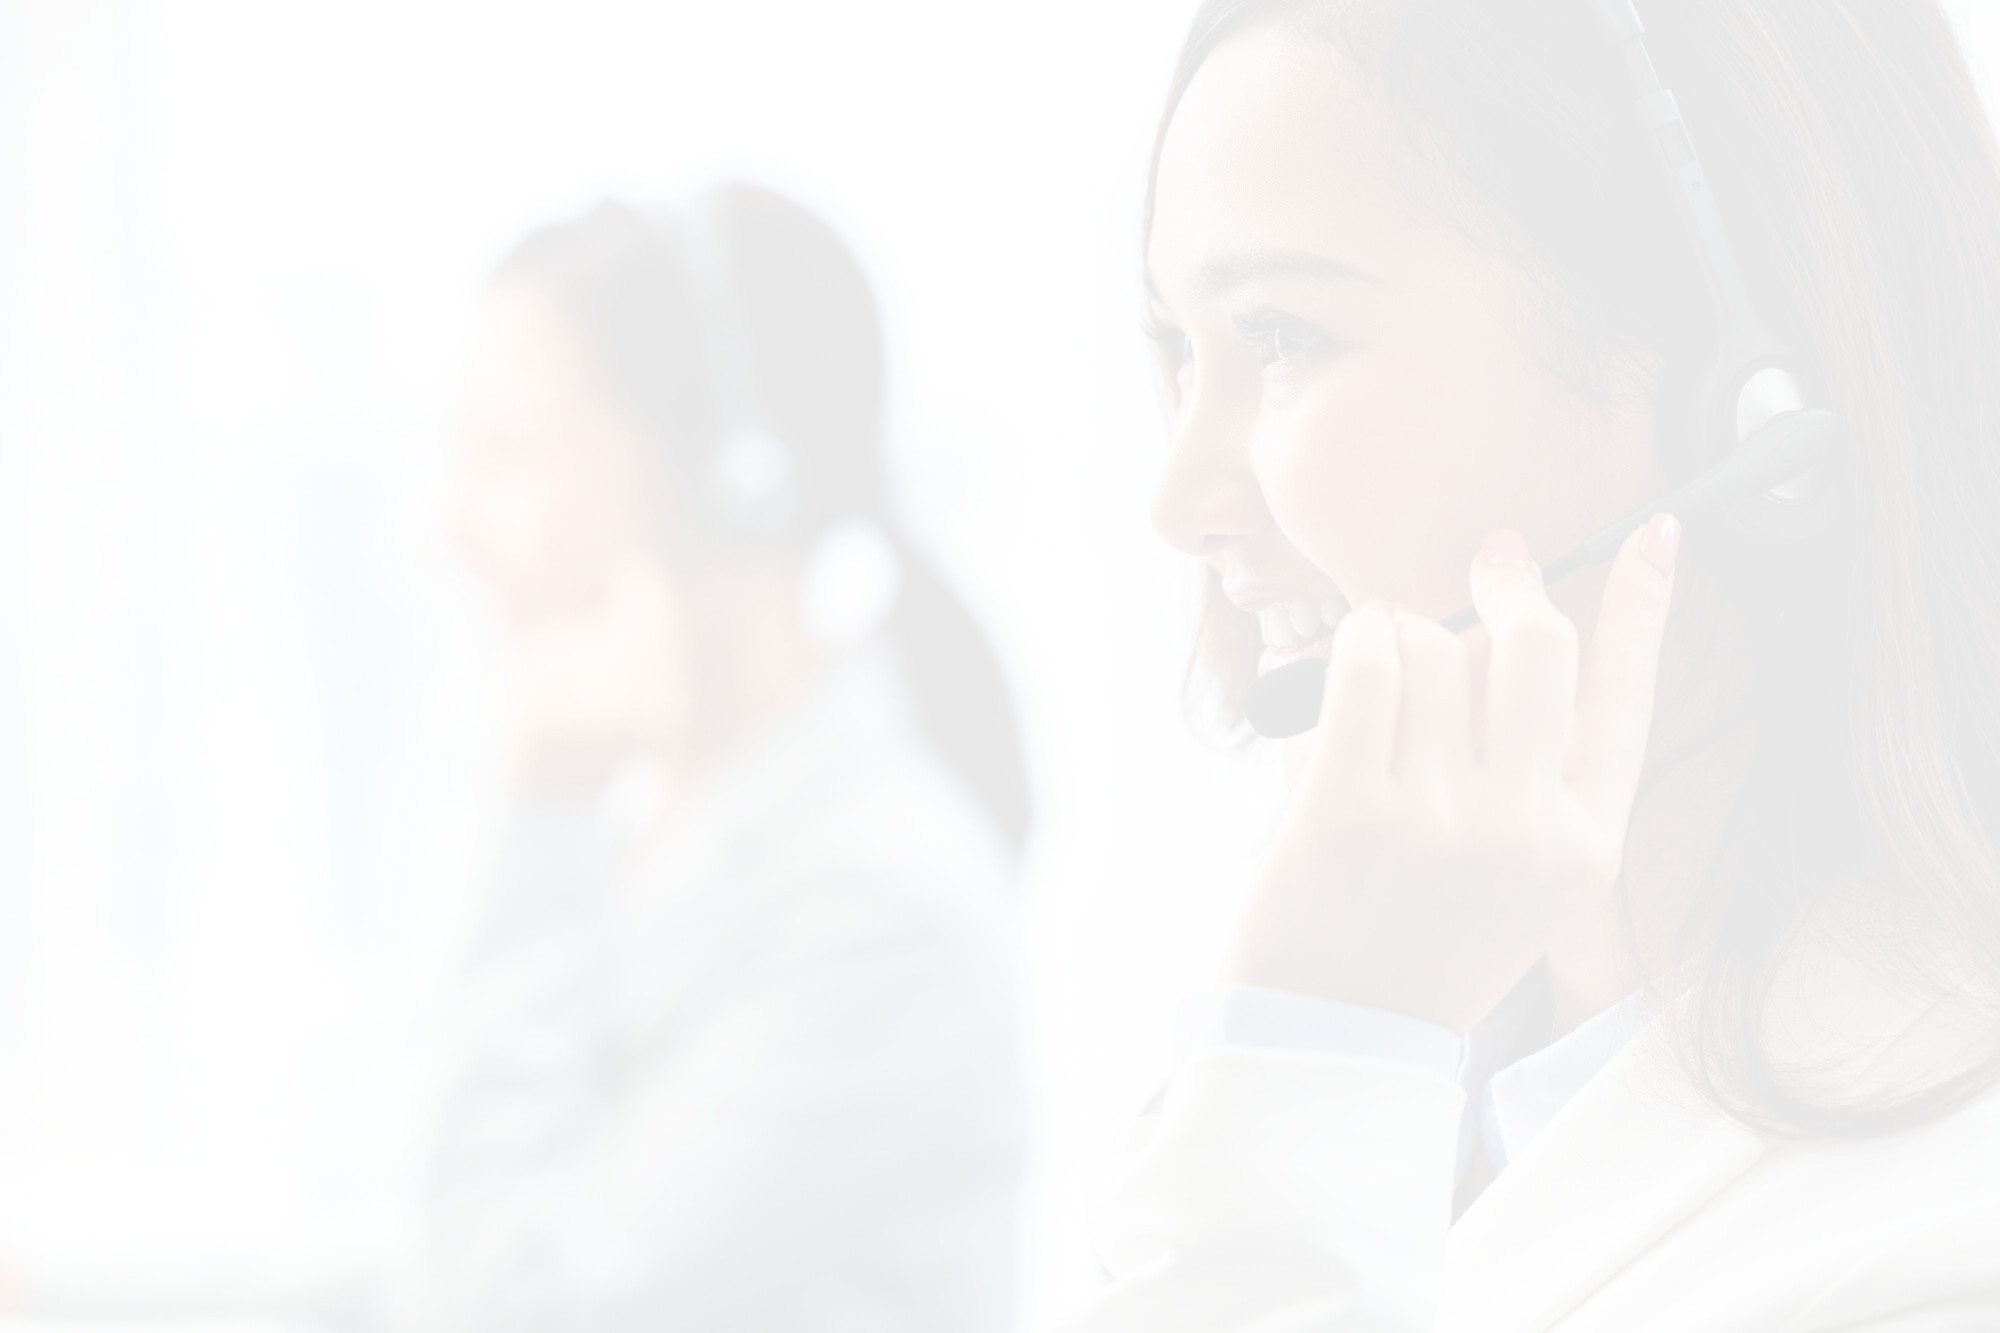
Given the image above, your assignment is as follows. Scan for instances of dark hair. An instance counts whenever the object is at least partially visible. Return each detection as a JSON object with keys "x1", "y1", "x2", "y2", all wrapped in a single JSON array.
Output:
[
  {"x1": 495, "y1": 187, "x2": 1031, "y2": 855},
  {"x1": 1151, "y1": 0, "x2": 2000, "y2": 1132}
]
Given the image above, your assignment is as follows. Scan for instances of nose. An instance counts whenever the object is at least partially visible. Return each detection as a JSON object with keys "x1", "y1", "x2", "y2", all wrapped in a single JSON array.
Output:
[{"x1": 1149, "y1": 370, "x2": 1272, "y2": 557}]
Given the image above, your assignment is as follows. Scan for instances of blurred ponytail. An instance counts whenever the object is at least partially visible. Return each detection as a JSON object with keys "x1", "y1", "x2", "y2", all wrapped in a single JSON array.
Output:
[{"x1": 886, "y1": 540, "x2": 1031, "y2": 855}]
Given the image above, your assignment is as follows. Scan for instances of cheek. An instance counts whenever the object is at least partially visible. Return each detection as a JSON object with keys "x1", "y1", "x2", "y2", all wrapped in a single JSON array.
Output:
[
  {"x1": 460, "y1": 460, "x2": 647, "y2": 612},
  {"x1": 1250, "y1": 291, "x2": 1636, "y2": 618},
  {"x1": 1256, "y1": 354, "x2": 1547, "y2": 612}
]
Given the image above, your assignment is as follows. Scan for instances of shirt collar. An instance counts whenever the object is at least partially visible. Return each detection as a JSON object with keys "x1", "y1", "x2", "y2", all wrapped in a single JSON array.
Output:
[{"x1": 1478, "y1": 985, "x2": 1661, "y2": 1170}]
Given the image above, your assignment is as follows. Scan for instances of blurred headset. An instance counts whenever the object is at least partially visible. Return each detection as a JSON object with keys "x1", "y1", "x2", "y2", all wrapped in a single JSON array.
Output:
[
  {"x1": 1244, "y1": 0, "x2": 1844, "y2": 738},
  {"x1": 669, "y1": 192, "x2": 904, "y2": 649},
  {"x1": 671, "y1": 193, "x2": 803, "y2": 541}
]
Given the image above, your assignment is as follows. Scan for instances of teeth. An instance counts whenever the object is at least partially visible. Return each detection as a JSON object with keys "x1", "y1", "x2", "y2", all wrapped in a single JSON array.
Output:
[
  {"x1": 1258, "y1": 607, "x2": 1301, "y2": 648},
  {"x1": 1320, "y1": 598, "x2": 1346, "y2": 627},
  {"x1": 1288, "y1": 601, "x2": 1322, "y2": 641}
]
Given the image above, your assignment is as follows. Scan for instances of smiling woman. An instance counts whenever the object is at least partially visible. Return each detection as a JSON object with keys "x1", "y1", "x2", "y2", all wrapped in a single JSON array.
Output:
[{"x1": 1067, "y1": 0, "x2": 2000, "y2": 1328}]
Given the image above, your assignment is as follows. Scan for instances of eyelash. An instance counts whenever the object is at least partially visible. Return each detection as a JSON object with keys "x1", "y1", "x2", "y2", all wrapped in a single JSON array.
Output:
[
  {"x1": 1139, "y1": 310, "x2": 1341, "y2": 393},
  {"x1": 1232, "y1": 309, "x2": 1339, "y2": 369}
]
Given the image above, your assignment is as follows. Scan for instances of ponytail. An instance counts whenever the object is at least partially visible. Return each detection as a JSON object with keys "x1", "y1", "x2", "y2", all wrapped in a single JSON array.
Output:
[{"x1": 885, "y1": 540, "x2": 1031, "y2": 858}]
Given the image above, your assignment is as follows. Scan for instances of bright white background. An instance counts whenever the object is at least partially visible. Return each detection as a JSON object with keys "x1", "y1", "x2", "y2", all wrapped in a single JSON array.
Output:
[{"x1": 0, "y1": 3, "x2": 1994, "y2": 1329}]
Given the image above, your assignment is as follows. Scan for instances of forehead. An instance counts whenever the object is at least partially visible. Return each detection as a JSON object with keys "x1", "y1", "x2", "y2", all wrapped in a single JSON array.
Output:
[{"x1": 1148, "y1": 22, "x2": 1426, "y2": 293}]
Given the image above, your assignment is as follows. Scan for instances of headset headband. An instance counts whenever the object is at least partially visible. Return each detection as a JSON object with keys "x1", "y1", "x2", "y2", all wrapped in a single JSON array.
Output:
[
  {"x1": 1594, "y1": 0, "x2": 1762, "y2": 344},
  {"x1": 669, "y1": 192, "x2": 800, "y2": 540},
  {"x1": 1590, "y1": 0, "x2": 1812, "y2": 465}
]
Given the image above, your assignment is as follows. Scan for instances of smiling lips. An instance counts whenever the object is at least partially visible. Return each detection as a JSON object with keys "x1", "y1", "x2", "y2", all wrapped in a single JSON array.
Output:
[{"x1": 1251, "y1": 596, "x2": 1348, "y2": 676}]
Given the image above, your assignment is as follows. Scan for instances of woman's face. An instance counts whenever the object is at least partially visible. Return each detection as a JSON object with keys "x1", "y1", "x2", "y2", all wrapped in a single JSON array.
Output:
[
  {"x1": 1145, "y1": 23, "x2": 1667, "y2": 672},
  {"x1": 456, "y1": 280, "x2": 664, "y2": 622}
]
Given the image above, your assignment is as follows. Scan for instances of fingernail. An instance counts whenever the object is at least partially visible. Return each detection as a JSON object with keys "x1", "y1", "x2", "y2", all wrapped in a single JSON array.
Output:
[
  {"x1": 1640, "y1": 514, "x2": 1681, "y2": 576},
  {"x1": 1477, "y1": 529, "x2": 1536, "y2": 570}
]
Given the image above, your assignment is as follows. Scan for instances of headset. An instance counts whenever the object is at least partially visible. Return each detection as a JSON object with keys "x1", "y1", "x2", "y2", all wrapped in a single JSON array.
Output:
[
  {"x1": 1244, "y1": 0, "x2": 1844, "y2": 740},
  {"x1": 671, "y1": 193, "x2": 805, "y2": 543},
  {"x1": 671, "y1": 191, "x2": 905, "y2": 648}
]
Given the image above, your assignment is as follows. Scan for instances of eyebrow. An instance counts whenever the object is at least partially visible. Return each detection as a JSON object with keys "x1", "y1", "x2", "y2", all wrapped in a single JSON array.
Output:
[{"x1": 1145, "y1": 247, "x2": 1376, "y2": 302}]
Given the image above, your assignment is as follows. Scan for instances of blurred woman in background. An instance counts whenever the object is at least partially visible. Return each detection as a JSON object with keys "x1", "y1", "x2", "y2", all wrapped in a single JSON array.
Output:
[
  {"x1": 434, "y1": 185, "x2": 1028, "y2": 1332},
  {"x1": 1073, "y1": 0, "x2": 2000, "y2": 1328}
]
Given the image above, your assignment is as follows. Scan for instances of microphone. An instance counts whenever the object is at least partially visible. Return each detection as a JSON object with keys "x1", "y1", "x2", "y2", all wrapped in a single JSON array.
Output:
[{"x1": 1242, "y1": 408, "x2": 1839, "y2": 740}]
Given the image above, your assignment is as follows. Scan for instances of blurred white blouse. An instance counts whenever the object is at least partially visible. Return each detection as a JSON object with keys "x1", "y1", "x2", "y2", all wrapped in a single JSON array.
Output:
[{"x1": 420, "y1": 647, "x2": 1024, "y2": 1333}]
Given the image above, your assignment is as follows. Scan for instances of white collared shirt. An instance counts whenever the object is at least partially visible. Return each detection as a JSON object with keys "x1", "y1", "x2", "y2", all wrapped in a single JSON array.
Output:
[{"x1": 1180, "y1": 979, "x2": 1657, "y2": 1183}]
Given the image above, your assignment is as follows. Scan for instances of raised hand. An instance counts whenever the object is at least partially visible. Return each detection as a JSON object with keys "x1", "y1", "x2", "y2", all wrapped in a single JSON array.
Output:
[{"x1": 1222, "y1": 517, "x2": 1680, "y2": 1033}]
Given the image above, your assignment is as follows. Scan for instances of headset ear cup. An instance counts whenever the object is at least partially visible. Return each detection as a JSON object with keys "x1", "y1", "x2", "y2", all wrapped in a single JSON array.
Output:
[
  {"x1": 1684, "y1": 357, "x2": 1845, "y2": 544},
  {"x1": 705, "y1": 426, "x2": 800, "y2": 540},
  {"x1": 1720, "y1": 365, "x2": 1846, "y2": 543}
]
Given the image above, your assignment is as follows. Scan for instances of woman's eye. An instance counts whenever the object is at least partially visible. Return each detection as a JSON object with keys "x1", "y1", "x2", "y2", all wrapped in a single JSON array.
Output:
[
  {"x1": 1235, "y1": 311, "x2": 1336, "y2": 370},
  {"x1": 1268, "y1": 323, "x2": 1311, "y2": 362}
]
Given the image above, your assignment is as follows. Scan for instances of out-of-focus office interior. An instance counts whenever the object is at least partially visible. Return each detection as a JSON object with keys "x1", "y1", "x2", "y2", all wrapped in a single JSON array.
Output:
[{"x1": 0, "y1": 2, "x2": 1996, "y2": 1330}]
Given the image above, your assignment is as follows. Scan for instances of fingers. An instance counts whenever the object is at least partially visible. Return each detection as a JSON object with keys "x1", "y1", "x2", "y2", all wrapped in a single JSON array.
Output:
[
  {"x1": 1470, "y1": 530, "x2": 1579, "y2": 783},
  {"x1": 1572, "y1": 514, "x2": 1679, "y2": 816},
  {"x1": 1393, "y1": 613, "x2": 1472, "y2": 784},
  {"x1": 1305, "y1": 602, "x2": 1472, "y2": 799},
  {"x1": 1309, "y1": 603, "x2": 1400, "y2": 784}
]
